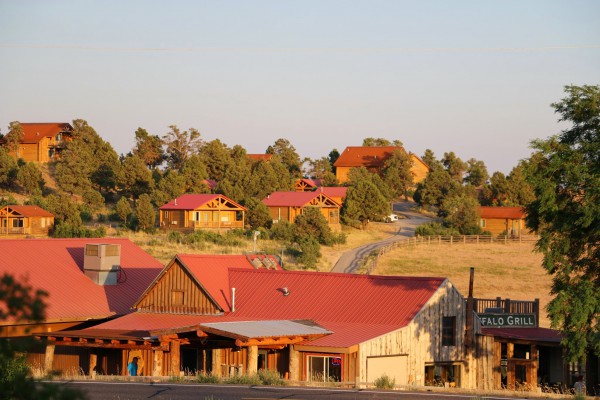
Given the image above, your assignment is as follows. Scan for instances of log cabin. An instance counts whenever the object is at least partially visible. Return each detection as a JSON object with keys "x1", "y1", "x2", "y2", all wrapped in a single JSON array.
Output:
[
  {"x1": 477, "y1": 207, "x2": 533, "y2": 237},
  {"x1": 37, "y1": 254, "x2": 473, "y2": 388},
  {"x1": 293, "y1": 180, "x2": 347, "y2": 205},
  {"x1": 3, "y1": 122, "x2": 73, "y2": 163},
  {"x1": 333, "y1": 146, "x2": 430, "y2": 185},
  {"x1": 159, "y1": 194, "x2": 246, "y2": 232},
  {"x1": 0, "y1": 205, "x2": 54, "y2": 236},
  {"x1": 262, "y1": 191, "x2": 341, "y2": 229}
]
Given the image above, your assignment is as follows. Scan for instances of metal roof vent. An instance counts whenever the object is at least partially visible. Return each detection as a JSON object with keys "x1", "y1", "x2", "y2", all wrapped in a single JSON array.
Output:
[
  {"x1": 280, "y1": 287, "x2": 290, "y2": 296},
  {"x1": 83, "y1": 244, "x2": 121, "y2": 285}
]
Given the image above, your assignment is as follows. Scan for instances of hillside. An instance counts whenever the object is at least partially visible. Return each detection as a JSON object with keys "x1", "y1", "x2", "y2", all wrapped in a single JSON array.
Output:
[{"x1": 371, "y1": 241, "x2": 553, "y2": 328}]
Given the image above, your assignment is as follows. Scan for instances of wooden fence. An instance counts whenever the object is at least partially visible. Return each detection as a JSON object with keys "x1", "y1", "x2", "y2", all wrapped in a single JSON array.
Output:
[{"x1": 364, "y1": 235, "x2": 538, "y2": 274}]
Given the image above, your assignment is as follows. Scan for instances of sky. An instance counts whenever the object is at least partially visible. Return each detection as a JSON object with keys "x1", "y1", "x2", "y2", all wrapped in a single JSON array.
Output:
[{"x1": 0, "y1": 1, "x2": 598, "y2": 175}]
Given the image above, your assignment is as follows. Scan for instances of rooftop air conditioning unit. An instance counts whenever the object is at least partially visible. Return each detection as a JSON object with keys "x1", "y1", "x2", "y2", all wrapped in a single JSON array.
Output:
[{"x1": 83, "y1": 244, "x2": 121, "y2": 285}]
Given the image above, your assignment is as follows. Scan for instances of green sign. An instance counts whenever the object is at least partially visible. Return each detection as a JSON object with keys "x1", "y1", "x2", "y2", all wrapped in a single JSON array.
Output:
[{"x1": 478, "y1": 313, "x2": 536, "y2": 328}]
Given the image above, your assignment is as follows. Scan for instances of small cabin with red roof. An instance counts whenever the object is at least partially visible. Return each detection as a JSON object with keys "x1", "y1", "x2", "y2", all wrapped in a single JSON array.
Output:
[
  {"x1": 3, "y1": 122, "x2": 73, "y2": 163},
  {"x1": 0, "y1": 205, "x2": 54, "y2": 236},
  {"x1": 159, "y1": 194, "x2": 247, "y2": 232},
  {"x1": 478, "y1": 206, "x2": 532, "y2": 237},
  {"x1": 262, "y1": 191, "x2": 341, "y2": 228},
  {"x1": 334, "y1": 146, "x2": 430, "y2": 185}
]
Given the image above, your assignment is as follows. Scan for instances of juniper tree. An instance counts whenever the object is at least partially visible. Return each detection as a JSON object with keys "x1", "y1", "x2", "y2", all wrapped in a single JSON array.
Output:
[{"x1": 525, "y1": 85, "x2": 600, "y2": 362}]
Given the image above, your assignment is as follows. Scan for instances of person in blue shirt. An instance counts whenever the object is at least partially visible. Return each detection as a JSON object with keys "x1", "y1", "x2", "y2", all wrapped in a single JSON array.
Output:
[{"x1": 127, "y1": 357, "x2": 138, "y2": 376}]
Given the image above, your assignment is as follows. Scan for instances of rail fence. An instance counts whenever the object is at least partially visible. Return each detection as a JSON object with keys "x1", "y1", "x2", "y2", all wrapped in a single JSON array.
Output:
[{"x1": 364, "y1": 234, "x2": 538, "y2": 274}]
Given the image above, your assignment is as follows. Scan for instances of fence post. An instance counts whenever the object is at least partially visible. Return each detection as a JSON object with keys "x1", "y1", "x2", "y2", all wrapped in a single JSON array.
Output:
[
  {"x1": 504, "y1": 298, "x2": 511, "y2": 313},
  {"x1": 463, "y1": 235, "x2": 466, "y2": 244},
  {"x1": 450, "y1": 236, "x2": 453, "y2": 246},
  {"x1": 534, "y1": 298, "x2": 540, "y2": 327}
]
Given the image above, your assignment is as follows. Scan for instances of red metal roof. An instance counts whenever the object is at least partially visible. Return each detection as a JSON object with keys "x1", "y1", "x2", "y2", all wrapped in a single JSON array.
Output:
[
  {"x1": 319, "y1": 187, "x2": 347, "y2": 198},
  {"x1": 1, "y1": 205, "x2": 54, "y2": 217},
  {"x1": 247, "y1": 154, "x2": 273, "y2": 162},
  {"x1": 481, "y1": 327, "x2": 562, "y2": 343},
  {"x1": 99, "y1": 268, "x2": 446, "y2": 347},
  {"x1": 333, "y1": 146, "x2": 403, "y2": 168},
  {"x1": 0, "y1": 238, "x2": 163, "y2": 321},
  {"x1": 174, "y1": 254, "x2": 281, "y2": 310},
  {"x1": 478, "y1": 206, "x2": 526, "y2": 219},
  {"x1": 159, "y1": 194, "x2": 246, "y2": 211},
  {"x1": 262, "y1": 191, "x2": 338, "y2": 207},
  {"x1": 19, "y1": 123, "x2": 72, "y2": 144}
]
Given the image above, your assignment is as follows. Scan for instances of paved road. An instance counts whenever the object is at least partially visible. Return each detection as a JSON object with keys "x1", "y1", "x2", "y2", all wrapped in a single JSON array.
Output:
[
  {"x1": 331, "y1": 201, "x2": 433, "y2": 274},
  {"x1": 52, "y1": 381, "x2": 539, "y2": 400}
]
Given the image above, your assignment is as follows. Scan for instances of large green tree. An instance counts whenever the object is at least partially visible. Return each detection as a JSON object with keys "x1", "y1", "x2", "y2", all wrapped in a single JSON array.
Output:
[
  {"x1": 163, "y1": 125, "x2": 203, "y2": 170},
  {"x1": 133, "y1": 127, "x2": 164, "y2": 169},
  {"x1": 266, "y1": 138, "x2": 302, "y2": 178},
  {"x1": 525, "y1": 85, "x2": 600, "y2": 362},
  {"x1": 341, "y1": 169, "x2": 390, "y2": 227},
  {"x1": 381, "y1": 148, "x2": 413, "y2": 199},
  {"x1": 3, "y1": 121, "x2": 24, "y2": 158}
]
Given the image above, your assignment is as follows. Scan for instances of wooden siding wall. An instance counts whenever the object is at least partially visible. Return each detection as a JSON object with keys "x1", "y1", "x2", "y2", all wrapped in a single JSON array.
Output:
[
  {"x1": 336, "y1": 161, "x2": 429, "y2": 185},
  {"x1": 135, "y1": 261, "x2": 221, "y2": 314},
  {"x1": 483, "y1": 218, "x2": 534, "y2": 236},
  {"x1": 358, "y1": 281, "x2": 470, "y2": 387},
  {"x1": 410, "y1": 156, "x2": 429, "y2": 184},
  {"x1": 160, "y1": 210, "x2": 186, "y2": 229}
]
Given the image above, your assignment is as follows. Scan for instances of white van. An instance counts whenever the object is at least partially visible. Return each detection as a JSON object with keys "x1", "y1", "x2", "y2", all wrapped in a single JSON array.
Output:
[{"x1": 385, "y1": 214, "x2": 399, "y2": 223}]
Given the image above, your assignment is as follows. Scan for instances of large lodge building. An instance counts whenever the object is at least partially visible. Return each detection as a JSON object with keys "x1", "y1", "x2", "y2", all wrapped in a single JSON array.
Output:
[{"x1": 2, "y1": 238, "x2": 595, "y2": 393}]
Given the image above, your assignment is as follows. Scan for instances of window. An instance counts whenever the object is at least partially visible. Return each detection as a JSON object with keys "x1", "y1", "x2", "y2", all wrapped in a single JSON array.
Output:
[
  {"x1": 425, "y1": 364, "x2": 461, "y2": 387},
  {"x1": 480, "y1": 219, "x2": 486, "y2": 228},
  {"x1": 442, "y1": 316, "x2": 456, "y2": 346},
  {"x1": 12, "y1": 219, "x2": 23, "y2": 228},
  {"x1": 56, "y1": 133, "x2": 62, "y2": 142},
  {"x1": 172, "y1": 290, "x2": 185, "y2": 306},
  {"x1": 307, "y1": 355, "x2": 342, "y2": 382}
]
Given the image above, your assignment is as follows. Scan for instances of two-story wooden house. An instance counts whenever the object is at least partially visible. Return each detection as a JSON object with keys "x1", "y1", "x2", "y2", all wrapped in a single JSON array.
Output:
[
  {"x1": 4, "y1": 122, "x2": 73, "y2": 163},
  {"x1": 334, "y1": 146, "x2": 430, "y2": 184}
]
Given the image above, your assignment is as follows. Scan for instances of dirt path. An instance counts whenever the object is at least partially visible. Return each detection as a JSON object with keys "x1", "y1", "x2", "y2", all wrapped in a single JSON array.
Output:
[{"x1": 330, "y1": 201, "x2": 433, "y2": 273}]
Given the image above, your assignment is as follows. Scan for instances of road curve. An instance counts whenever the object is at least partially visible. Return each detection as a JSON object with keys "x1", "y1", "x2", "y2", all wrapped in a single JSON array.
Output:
[{"x1": 331, "y1": 201, "x2": 433, "y2": 274}]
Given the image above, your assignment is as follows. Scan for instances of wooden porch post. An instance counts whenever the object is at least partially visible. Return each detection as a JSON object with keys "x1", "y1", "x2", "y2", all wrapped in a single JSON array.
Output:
[
  {"x1": 246, "y1": 345, "x2": 258, "y2": 375},
  {"x1": 44, "y1": 343, "x2": 55, "y2": 374},
  {"x1": 153, "y1": 350, "x2": 163, "y2": 376},
  {"x1": 211, "y1": 349, "x2": 222, "y2": 377},
  {"x1": 170, "y1": 341, "x2": 181, "y2": 377},
  {"x1": 288, "y1": 345, "x2": 299, "y2": 382},
  {"x1": 89, "y1": 353, "x2": 97, "y2": 378}
]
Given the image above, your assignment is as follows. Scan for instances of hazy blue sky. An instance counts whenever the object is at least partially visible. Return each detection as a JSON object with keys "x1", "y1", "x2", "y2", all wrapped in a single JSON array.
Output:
[{"x1": 1, "y1": 0, "x2": 598, "y2": 174}]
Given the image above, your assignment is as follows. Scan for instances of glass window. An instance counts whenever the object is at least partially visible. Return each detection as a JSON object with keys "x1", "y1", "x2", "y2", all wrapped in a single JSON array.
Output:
[
  {"x1": 307, "y1": 355, "x2": 342, "y2": 382},
  {"x1": 442, "y1": 316, "x2": 456, "y2": 346},
  {"x1": 12, "y1": 219, "x2": 24, "y2": 228}
]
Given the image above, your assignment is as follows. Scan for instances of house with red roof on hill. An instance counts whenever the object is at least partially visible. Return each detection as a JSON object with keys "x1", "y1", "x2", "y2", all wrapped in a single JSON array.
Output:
[
  {"x1": 0, "y1": 238, "x2": 163, "y2": 372},
  {"x1": 477, "y1": 206, "x2": 533, "y2": 237},
  {"x1": 2, "y1": 122, "x2": 73, "y2": 163},
  {"x1": 37, "y1": 253, "x2": 471, "y2": 387},
  {"x1": 262, "y1": 191, "x2": 341, "y2": 228},
  {"x1": 0, "y1": 205, "x2": 54, "y2": 236},
  {"x1": 334, "y1": 146, "x2": 430, "y2": 185},
  {"x1": 159, "y1": 194, "x2": 246, "y2": 232},
  {"x1": 247, "y1": 153, "x2": 273, "y2": 162}
]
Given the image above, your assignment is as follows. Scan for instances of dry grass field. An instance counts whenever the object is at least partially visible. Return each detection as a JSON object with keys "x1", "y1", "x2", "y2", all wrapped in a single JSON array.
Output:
[{"x1": 371, "y1": 241, "x2": 554, "y2": 328}]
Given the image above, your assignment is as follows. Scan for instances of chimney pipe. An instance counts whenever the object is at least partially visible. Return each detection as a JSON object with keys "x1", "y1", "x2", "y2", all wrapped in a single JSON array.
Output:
[
  {"x1": 464, "y1": 267, "x2": 475, "y2": 356},
  {"x1": 231, "y1": 287, "x2": 236, "y2": 312}
]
